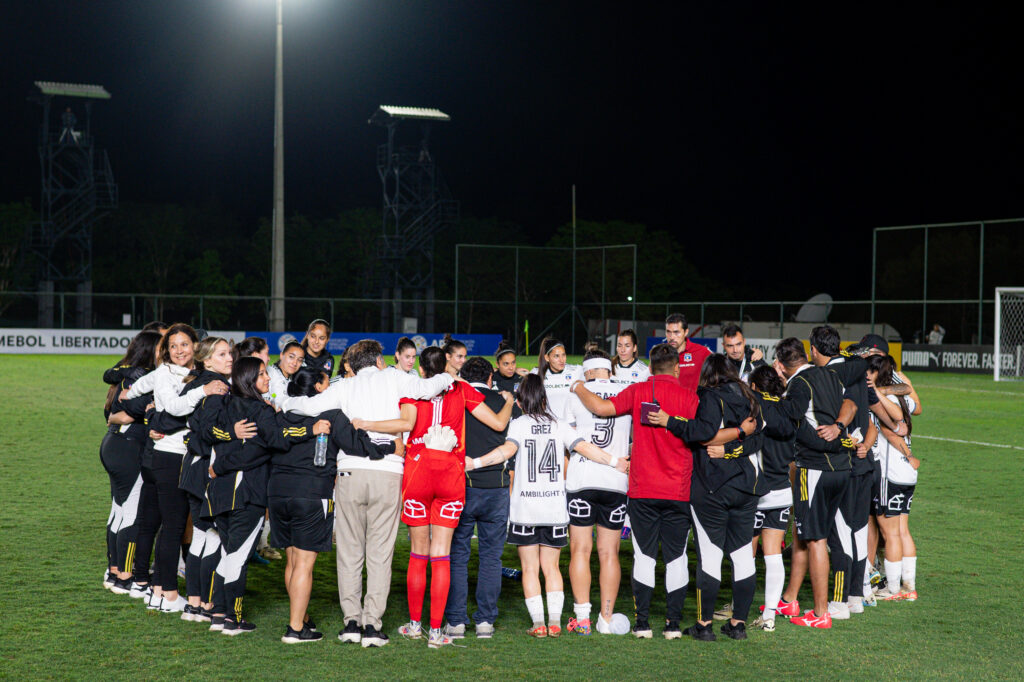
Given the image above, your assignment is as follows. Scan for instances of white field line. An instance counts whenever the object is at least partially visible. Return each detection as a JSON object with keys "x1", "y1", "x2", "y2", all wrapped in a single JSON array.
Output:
[
  {"x1": 914, "y1": 434, "x2": 1024, "y2": 452},
  {"x1": 914, "y1": 385, "x2": 1024, "y2": 397}
]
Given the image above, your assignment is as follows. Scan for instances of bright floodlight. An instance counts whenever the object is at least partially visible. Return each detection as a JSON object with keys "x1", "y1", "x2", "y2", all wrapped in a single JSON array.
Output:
[
  {"x1": 34, "y1": 81, "x2": 111, "y2": 99},
  {"x1": 369, "y1": 105, "x2": 451, "y2": 125}
]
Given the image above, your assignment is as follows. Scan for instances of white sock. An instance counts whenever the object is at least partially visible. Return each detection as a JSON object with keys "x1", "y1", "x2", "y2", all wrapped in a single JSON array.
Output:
[
  {"x1": 525, "y1": 595, "x2": 545, "y2": 626},
  {"x1": 901, "y1": 556, "x2": 917, "y2": 590},
  {"x1": 546, "y1": 591, "x2": 564, "y2": 626},
  {"x1": 763, "y1": 553, "x2": 785, "y2": 619},
  {"x1": 573, "y1": 602, "x2": 591, "y2": 621},
  {"x1": 258, "y1": 521, "x2": 271, "y2": 549},
  {"x1": 884, "y1": 559, "x2": 902, "y2": 592}
]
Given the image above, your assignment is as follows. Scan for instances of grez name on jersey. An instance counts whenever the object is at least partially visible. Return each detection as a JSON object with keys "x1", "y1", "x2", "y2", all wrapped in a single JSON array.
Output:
[{"x1": 531, "y1": 424, "x2": 551, "y2": 434}]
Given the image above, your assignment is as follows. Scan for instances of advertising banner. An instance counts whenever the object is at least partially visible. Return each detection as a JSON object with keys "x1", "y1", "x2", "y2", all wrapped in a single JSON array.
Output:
[
  {"x1": 0, "y1": 328, "x2": 245, "y2": 354},
  {"x1": 901, "y1": 343, "x2": 1012, "y2": 374},
  {"x1": 250, "y1": 332, "x2": 503, "y2": 357}
]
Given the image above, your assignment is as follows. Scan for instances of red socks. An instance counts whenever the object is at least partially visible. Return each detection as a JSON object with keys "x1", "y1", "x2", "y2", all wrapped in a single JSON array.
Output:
[
  {"x1": 407, "y1": 553, "x2": 428, "y2": 623},
  {"x1": 430, "y1": 556, "x2": 451, "y2": 629}
]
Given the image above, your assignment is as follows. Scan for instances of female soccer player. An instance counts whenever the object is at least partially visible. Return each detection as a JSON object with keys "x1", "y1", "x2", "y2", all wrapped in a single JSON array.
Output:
[
  {"x1": 533, "y1": 336, "x2": 582, "y2": 420},
  {"x1": 492, "y1": 341, "x2": 527, "y2": 393},
  {"x1": 442, "y1": 334, "x2": 468, "y2": 377},
  {"x1": 392, "y1": 336, "x2": 419, "y2": 376},
  {"x1": 234, "y1": 336, "x2": 270, "y2": 365},
  {"x1": 101, "y1": 330, "x2": 161, "y2": 593},
  {"x1": 301, "y1": 319, "x2": 335, "y2": 376},
  {"x1": 612, "y1": 329, "x2": 649, "y2": 384},
  {"x1": 468, "y1": 374, "x2": 626, "y2": 638},
  {"x1": 121, "y1": 324, "x2": 229, "y2": 612},
  {"x1": 746, "y1": 365, "x2": 797, "y2": 632},
  {"x1": 867, "y1": 355, "x2": 920, "y2": 602},
  {"x1": 354, "y1": 346, "x2": 513, "y2": 648},
  {"x1": 271, "y1": 368, "x2": 401, "y2": 642},
  {"x1": 651, "y1": 354, "x2": 765, "y2": 641},
  {"x1": 268, "y1": 341, "x2": 304, "y2": 407},
  {"x1": 178, "y1": 336, "x2": 235, "y2": 622},
  {"x1": 204, "y1": 357, "x2": 328, "y2": 635}
]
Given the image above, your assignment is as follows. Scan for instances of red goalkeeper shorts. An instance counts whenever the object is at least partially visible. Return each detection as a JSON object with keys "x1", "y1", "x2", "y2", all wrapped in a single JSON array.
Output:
[{"x1": 401, "y1": 448, "x2": 466, "y2": 528}]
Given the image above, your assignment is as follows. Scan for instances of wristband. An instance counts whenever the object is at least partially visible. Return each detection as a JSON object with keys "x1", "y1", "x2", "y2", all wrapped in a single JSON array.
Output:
[
  {"x1": 835, "y1": 420, "x2": 846, "y2": 431},
  {"x1": 609, "y1": 455, "x2": 619, "y2": 469},
  {"x1": 471, "y1": 458, "x2": 482, "y2": 470},
  {"x1": 735, "y1": 427, "x2": 743, "y2": 441}
]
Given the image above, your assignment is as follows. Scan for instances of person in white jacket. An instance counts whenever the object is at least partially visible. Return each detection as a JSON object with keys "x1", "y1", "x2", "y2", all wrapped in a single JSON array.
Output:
[
  {"x1": 280, "y1": 338, "x2": 454, "y2": 648},
  {"x1": 122, "y1": 324, "x2": 228, "y2": 612}
]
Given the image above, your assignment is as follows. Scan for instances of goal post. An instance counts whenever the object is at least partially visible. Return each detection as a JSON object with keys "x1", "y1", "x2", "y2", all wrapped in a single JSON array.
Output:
[{"x1": 994, "y1": 287, "x2": 1024, "y2": 381}]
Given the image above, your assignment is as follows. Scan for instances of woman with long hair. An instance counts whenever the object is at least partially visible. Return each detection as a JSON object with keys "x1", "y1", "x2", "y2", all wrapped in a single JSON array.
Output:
[
  {"x1": 469, "y1": 373, "x2": 626, "y2": 638},
  {"x1": 650, "y1": 354, "x2": 766, "y2": 641},
  {"x1": 354, "y1": 346, "x2": 514, "y2": 648},
  {"x1": 269, "y1": 367, "x2": 401, "y2": 642},
  {"x1": 203, "y1": 357, "x2": 328, "y2": 635},
  {"x1": 267, "y1": 341, "x2": 304, "y2": 407},
  {"x1": 391, "y1": 337, "x2": 419, "y2": 376},
  {"x1": 611, "y1": 329, "x2": 649, "y2": 385},
  {"x1": 119, "y1": 324, "x2": 229, "y2": 612},
  {"x1": 532, "y1": 336, "x2": 582, "y2": 420},
  {"x1": 745, "y1": 365, "x2": 797, "y2": 632},
  {"x1": 300, "y1": 319, "x2": 335, "y2": 376},
  {"x1": 177, "y1": 336, "x2": 236, "y2": 623},
  {"x1": 442, "y1": 334, "x2": 467, "y2": 378},
  {"x1": 867, "y1": 354, "x2": 920, "y2": 602},
  {"x1": 101, "y1": 330, "x2": 161, "y2": 593}
]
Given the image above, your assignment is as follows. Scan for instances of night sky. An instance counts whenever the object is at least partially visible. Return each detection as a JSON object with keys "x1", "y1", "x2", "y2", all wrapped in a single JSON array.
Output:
[{"x1": 3, "y1": 2, "x2": 1023, "y2": 298}]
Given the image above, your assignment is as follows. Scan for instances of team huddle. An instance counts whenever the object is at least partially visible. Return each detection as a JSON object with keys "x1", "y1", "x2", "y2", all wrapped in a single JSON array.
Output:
[{"x1": 98, "y1": 313, "x2": 922, "y2": 645}]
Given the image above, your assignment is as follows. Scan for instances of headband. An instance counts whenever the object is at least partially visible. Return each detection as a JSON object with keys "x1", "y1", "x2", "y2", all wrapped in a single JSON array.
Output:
[
  {"x1": 545, "y1": 342, "x2": 565, "y2": 355},
  {"x1": 582, "y1": 358, "x2": 612, "y2": 372},
  {"x1": 495, "y1": 348, "x2": 516, "y2": 360}
]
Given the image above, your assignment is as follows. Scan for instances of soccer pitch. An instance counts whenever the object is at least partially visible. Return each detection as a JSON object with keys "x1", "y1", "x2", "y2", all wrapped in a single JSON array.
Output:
[{"x1": 1, "y1": 355, "x2": 1022, "y2": 679}]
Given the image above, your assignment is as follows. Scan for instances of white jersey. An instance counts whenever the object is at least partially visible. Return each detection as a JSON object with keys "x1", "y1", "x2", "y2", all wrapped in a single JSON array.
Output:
[
  {"x1": 530, "y1": 365, "x2": 582, "y2": 420},
  {"x1": 507, "y1": 415, "x2": 582, "y2": 526},
  {"x1": 124, "y1": 362, "x2": 205, "y2": 455},
  {"x1": 612, "y1": 359, "x2": 650, "y2": 385},
  {"x1": 565, "y1": 379, "x2": 631, "y2": 494},
  {"x1": 266, "y1": 363, "x2": 289, "y2": 407},
  {"x1": 870, "y1": 394, "x2": 918, "y2": 485}
]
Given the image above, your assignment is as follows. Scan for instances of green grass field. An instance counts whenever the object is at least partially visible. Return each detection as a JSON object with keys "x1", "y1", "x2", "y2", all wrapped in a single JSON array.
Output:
[{"x1": 2, "y1": 355, "x2": 1023, "y2": 679}]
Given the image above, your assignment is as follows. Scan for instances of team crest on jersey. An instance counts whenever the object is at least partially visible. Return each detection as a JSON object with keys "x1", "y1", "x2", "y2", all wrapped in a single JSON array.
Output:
[{"x1": 683, "y1": 353, "x2": 692, "y2": 362}]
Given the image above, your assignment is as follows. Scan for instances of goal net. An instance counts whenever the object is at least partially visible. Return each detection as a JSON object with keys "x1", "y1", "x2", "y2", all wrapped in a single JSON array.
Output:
[{"x1": 995, "y1": 288, "x2": 1024, "y2": 381}]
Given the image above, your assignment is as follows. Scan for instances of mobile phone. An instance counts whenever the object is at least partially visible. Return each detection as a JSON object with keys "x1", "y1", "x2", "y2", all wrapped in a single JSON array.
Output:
[{"x1": 639, "y1": 400, "x2": 660, "y2": 425}]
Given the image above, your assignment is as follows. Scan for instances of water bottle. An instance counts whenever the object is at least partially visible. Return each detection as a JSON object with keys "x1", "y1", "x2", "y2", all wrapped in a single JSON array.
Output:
[
  {"x1": 501, "y1": 566, "x2": 522, "y2": 581},
  {"x1": 314, "y1": 432, "x2": 328, "y2": 467}
]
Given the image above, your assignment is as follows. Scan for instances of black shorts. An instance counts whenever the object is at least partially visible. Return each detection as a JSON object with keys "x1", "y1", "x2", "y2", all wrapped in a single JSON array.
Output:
[
  {"x1": 877, "y1": 481, "x2": 914, "y2": 517},
  {"x1": 506, "y1": 523, "x2": 568, "y2": 548},
  {"x1": 753, "y1": 507, "x2": 791, "y2": 535},
  {"x1": 268, "y1": 496, "x2": 334, "y2": 553},
  {"x1": 792, "y1": 468, "x2": 850, "y2": 541},
  {"x1": 567, "y1": 489, "x2": 628, "y2": 530}
]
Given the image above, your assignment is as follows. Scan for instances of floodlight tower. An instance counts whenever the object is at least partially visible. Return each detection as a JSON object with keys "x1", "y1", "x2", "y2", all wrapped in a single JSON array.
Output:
[
  {"x1": 30, "y1": 81, "x2": 118, "y2": 328},
  {"x1": 369, "y1": 105, "x2": 459, "y2": 332}
]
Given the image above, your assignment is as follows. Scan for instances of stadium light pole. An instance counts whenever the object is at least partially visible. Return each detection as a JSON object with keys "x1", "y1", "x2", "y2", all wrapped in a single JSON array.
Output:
[{"x1": 269, "y1": 0, "x2": 286, "y2": 331}]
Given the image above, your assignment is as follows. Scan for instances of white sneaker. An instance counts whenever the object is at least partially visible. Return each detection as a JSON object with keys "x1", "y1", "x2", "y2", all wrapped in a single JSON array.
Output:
[
  {"x1": 159, "y1": 595, "x2": 187, "y2": 613},
  {"x1": 827, "y1": 600, "x2": 851, "y2": 620},
  {"x1": 147, "y1": 593, "x2": 162, "y2": 611},
  {"x1": 442, "y1": 623, "x2": 465, "y2": 639},
  {"x1": 397, "y1": 621, "x2": 423, "y2": 639},
  {"x1": 474, "y1": 622, "x2": 494, "y2": 639},
  {"x1": 128, "y1": 582, "x2": 151, "y2": 599},
  {"x1": 595, "y1": 614, "x2": 612, "y2": 634},
  {"x1": 752, "y1": 615, "x2": 775, "y2": 632},
  {"x1": 103, "y1": 571, "x2": 115, "y2": 590},
  {"x1": 427, "y1": 627, "x2": 453, "y2": 648},
  {"x1": 847, "y1": 597, "x2": 864, "y2": 614}
]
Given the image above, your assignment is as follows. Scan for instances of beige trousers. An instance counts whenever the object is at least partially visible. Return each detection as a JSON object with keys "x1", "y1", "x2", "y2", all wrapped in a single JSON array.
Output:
[{"x1": 334, "y1": 469, "x2": 402, "y2": 629}]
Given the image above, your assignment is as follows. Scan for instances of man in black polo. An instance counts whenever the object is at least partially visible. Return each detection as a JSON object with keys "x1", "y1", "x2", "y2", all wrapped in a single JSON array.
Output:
[
  {"x1": 443, "y1": 357, "x2": 514, "y2": 639},
  {"x1": 773, "y1": 337, "x2": 857, "y2": 629}
]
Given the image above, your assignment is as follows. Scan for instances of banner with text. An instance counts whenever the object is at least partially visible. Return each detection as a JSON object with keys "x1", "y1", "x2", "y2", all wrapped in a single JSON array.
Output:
[
  {"x1": 251, "y1": 332, "x2": 503, "y2": 357},
  {"x1": 0, "y1": 329, "x2": 245, "y2": 354},
  {"x1": 901, "y1": 343, "x2": 1014, "y2": 374}
]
